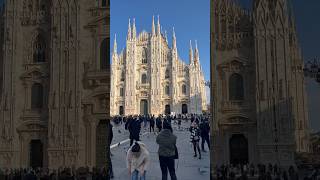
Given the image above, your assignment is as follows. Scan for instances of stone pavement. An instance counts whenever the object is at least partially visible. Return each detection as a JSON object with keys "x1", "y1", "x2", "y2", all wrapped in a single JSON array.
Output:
[{"x1": 110, "y1": 121, "x2": 210, "y2": 180}]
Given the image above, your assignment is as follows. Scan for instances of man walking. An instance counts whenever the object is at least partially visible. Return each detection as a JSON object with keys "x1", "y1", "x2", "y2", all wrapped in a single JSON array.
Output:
[
  {"x1": 150, "y1": 115, "x2": 155, "y2": 133},
  {"x1": 156, "y1": 121, "x2": 177, "y2": 180},
  {"x1": 129, "y1": 117, "x2": 141, "y2": 146},
  {"x1": 199, "y1": 119, "x2": 210, "y2": 152}
]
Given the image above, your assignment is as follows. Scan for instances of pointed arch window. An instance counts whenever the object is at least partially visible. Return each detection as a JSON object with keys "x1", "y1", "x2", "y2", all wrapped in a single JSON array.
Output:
[
  {"x1": 31, "y1": 83, "x2": 44, "y2": 109},
  {"x1": 142, "y1": 47, "x2": 147, "y2": 64},
  {"x1": 100, "y1": 38, "x2": 110, "y2": 70},
  {"x1": 120, "y1": 71, "x2": 125, "y2": 81},
  {"x1": 165, "y1": 85, "x2": 170, "y2": 96},
  {"x1": 229, "y1": 73, "x2": 244, "y2": 100},
  {"x1": 120, "y1": 87, "x2": 124, "y2": 97},
  {"x1": 33, "y1": 35, "x2": 46, "y2": 63},
  {"x1": 165, "y1": 69, "x2": 170, "y2": 79},
  {"x1": 141, "y1": 74, "x2": 147, "y2": 84},
  {"x1": 182, "y1": 84, "x2": 187, "y2": 95}
]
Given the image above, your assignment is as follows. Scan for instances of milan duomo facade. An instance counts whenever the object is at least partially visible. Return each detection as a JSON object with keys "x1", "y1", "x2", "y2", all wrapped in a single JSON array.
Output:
[
  {"x1": 0, "y1": 1, "x2": 111, "y2": 169},
  {"x1": 110, "y1": 17, "x2": 207, "y2": 116},
  {"x1": 211, "y1": 0, "x2": 310, "y2": 166}
]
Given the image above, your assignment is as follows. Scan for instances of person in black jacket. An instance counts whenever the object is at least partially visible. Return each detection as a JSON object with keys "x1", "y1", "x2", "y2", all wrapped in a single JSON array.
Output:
[
  {"x1": 156, "y1": 117, "x2": 162, "y2": 133},
  {"x1": 150, "y1": 115, "x2": 155, "y2": 133},
  {"x1": 199, "y1": 119, "x2": 210, "y2": 152},
  {"x1": 129, "y1": 118, "x2": 141, "y2": 146}
]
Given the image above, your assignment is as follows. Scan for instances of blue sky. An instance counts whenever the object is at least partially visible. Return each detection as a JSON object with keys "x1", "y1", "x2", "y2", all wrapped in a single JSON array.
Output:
[
  {"x1": 292, "y1": 0, "x2": 320, "y2": 132},
  {"x1": 110, "y1": 0, "x2": 210, "y2": 82}
]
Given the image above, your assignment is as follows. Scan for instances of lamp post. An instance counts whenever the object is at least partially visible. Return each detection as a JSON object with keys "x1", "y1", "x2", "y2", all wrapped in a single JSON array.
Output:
[{"x1": 303, "y1": 58, "x2": 320, "y2": 83}]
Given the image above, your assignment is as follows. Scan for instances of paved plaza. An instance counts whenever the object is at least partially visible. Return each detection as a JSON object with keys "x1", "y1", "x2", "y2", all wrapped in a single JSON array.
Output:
[{"x1": 110, "y1": 120, "x2": 210, "y2": 180}]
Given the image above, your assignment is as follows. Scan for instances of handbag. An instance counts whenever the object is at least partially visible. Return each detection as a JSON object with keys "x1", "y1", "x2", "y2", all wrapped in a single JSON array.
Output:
[{"x1": 173, "y1": 145, "x2": 179, "y2": 159}]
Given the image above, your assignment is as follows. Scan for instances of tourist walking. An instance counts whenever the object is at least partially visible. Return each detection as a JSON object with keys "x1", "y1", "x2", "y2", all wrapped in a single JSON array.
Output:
[
  {"x1": 129, "y1": 118, "x2": 141, "y2": 146},
  {"x1": 156, "y1": 117, "x2": 162, "y2": 133},
  {"x1": 199, "y1": 119, "x2": 210, "y2": 152},
  {"x1": 190, "y1": 121, "x2": 201, "y2": 159},
  {"x1": 156, "y1": 121, "x2": 178, "y2": 180},
  {"x1": 127, "y1": 142, "x2": 150, "y2": 180},
  {"x1": 150, "y1": 115, "x2": 155, "y2": 133}
]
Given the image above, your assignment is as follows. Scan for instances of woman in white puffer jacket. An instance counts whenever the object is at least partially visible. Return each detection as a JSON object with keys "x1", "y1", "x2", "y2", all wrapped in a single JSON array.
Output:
[{"x1": 126, "y1": 141, "x2": 150, "y2": 180}]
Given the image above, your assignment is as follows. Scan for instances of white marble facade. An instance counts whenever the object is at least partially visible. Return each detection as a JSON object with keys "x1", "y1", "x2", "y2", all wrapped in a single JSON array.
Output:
[{"x1": 110, "y1": 17, "x2": 207, "y2": 116}]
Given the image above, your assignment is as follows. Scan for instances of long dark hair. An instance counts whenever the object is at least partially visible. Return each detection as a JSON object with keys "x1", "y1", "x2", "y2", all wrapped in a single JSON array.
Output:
[{"x1": 131, "y1": 142, "x2": 140, "y2": 153}]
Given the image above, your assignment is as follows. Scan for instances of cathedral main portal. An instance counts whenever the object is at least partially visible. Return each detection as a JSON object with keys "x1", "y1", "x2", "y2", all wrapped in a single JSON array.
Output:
[
  {"x1": 29, "y1": 140, "x2": 43, "y2": 168},
  {"x1": 140, "y1": 100, "x2": 148, "y2": 115},
  {"x1": 229, "y1": 134, "x2": 248, "y2": 165},
  {"x1": 182, "y1": 104, "x2": 188, "y2": 114}
]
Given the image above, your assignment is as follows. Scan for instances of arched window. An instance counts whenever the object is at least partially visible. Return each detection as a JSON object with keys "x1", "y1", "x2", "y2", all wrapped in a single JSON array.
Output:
[
  {"x1": 142, "y1": 47, "x2": 147, "y2": 64},
  {"x1": 165, "y1": 69, "x2": 170, "y2": 79},
  {"x1": 141, "y1": 74, "x2": 147, "y2": 84},
  {"x1": 33, "y1": 35, "x2": 46, "y2": 63},
  {"x1": 100, "y1": 38, "x2": 110, "y2": 70},
  {"x1": 165, "y1": 85, "x2": 170, "y2": 96},
  {"x1": 182, "y1": 84, "x2": 187, "y2": 95},
  {"x1": 229, "y1": 73, "x2": 244, "y2": 100},
  {"x1": 31, "y1": 83, "x2": 44, "y2": 109},
  {"x1": 120, "y1": 71, "x2": 125, "y2": 81},
  {"x1": 120, "y1": 87, "x2": 124, "y2": 97}
]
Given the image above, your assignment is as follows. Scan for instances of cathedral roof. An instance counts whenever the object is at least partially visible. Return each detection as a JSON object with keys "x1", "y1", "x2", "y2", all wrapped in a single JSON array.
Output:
[{"x1": 138, "y1": 31, "x2": 150, "y2": 42}]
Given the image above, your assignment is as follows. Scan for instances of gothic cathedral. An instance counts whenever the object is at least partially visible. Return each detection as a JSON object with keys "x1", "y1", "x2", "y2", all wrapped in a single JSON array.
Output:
[
  {"x1": 211, "y1": 0, "x2": 309, "y2": 166},
  {"x1": 110, "y1": 17, "x2": 207, "y2": 116},
  {"x1": 0, "y1": 0, "x2": 111, "y2": 168}
]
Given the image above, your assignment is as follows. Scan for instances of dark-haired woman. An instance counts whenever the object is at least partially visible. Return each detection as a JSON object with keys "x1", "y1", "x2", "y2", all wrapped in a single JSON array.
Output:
[
  {"x1": 126, "y1": 142, "x2": 150, "y2": 180},
  {"x1": 190, "y1": 121, "x2": 201, "y2": 159}
]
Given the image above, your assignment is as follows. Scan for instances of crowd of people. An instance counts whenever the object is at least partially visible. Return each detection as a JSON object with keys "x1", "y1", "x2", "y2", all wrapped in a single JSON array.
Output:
[
  {"x1": 0, "y1": 167, "x2": 110, "y2": 180},
  {"x1": 112, "y1": 113, "x2": 210, "y2": 148},
  {"x1": 214, "y1": 163, "x2": 320, "y2": 180},
  {"x1": 4, "y1": 113, "x2": 319, "y2": 180},
  {"x1": 110, "y1": 113, "x2": 210, "y2": 180}
]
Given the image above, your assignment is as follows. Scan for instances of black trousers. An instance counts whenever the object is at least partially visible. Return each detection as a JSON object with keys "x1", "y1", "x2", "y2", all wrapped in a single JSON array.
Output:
[
  {"x1": 159, "y1": 156, "x2": 177, "y2": 180},
  {"x1": 150, "y1": 124, "x2": 155, "y2": 132},
  {"x1": 201, "y1": 134, "x2": 210, "y2": 150}
]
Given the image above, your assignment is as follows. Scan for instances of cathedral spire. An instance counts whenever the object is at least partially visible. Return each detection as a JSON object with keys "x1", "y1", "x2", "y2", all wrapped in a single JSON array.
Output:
[
  {"x1": 172, "y1": 27, "x2": 176, "y2": 50},
  {"x1": 157, "y1": 15, "x2": 161, "y2": 36},
  {"x1": 194, "y1": 40, "x2": 199, "y2": 64},
  {"x1": 189, "y1": 40, "x2": 193, "y2": 64},
  {"x1": 127, "y1": 19, "x2": 131, "y2": 40},
  {"x1": 165, "y1": 30, "x2": 168, "y2": 43},
  {"x1": 132, "y1": 18, "x2": 137, "y2": 40},
  {"x1": 113, "y1": 34, "x2": 117, "y2": 54},
  {"x1": 152, "y1": 15, "x2": 155, "y2": 36}
]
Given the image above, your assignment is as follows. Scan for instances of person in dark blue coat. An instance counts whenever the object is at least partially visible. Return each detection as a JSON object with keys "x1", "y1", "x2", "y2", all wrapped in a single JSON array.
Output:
[{"x1": 129, "y1": 117, "x2": 141, "y2": 146}]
